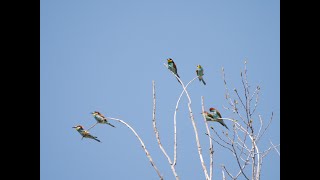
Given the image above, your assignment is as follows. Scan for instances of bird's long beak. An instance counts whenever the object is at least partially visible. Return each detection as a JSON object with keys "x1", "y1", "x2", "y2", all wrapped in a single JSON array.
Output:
[
  {"x1": 200, "y1": 112, "x2": 203, "y2": 114},
  {"x1": 72, "y1": 126, "x2": 76, "y2": 128}
]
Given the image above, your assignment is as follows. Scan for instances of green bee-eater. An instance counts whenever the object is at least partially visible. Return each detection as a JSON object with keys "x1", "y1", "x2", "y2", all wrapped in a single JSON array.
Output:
[
  {"x1": 202, "y1": 109, "x2": 229, "y2": 130},
  {"x1": 167, "y1": 58, "x2": 182, "y2": 84},
  {"x1": 196, "y1": 64, "x2": 206, "y2": 85},
  {"x1": 72, "y1": 125, "x2": 101, "y2": 142}
]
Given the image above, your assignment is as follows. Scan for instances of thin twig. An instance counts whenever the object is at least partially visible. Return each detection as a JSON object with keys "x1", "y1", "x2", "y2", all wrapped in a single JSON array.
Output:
[
  {"x1": 240, "y1": 61, "x2": 251, "y2": 124},
  {"x1": 269, "y1": 139, "x2": 280, "y2": 156},
  {"x1": 221, "y1": 165, "x2": 235, "y2": 179},
  {"x1": 234, "y1": 88, "x2": 246, "y2": 110},
  {"x1": 223, "y1": 128, "x2": 250, "y2": 180},
  {"x1": 250, "y1": 85, "x2": 260, "y2": 116},
  {"x1": 222, "y1": 67, "x2": 236, "y2": 108},
  {"x1": 210, "y1": 126, "x2": 232, "y2": 146},
  {"x1": 234, "y1": 152, "x2": 252, "y2": 179},
  {"x1": 257, "y1": 112, "x2": 274, "y2": 142},
  {"x1": 205, "y1": 132, "x2": 234, "y2": 154},
  {"x1": 87, "y1": 122, "x2": 99, "y2": 131},
  {"x1": 152, "y1": 81, "x2": 179, "y2": 179},
  {"x1": 107, "y1": 117, "x2": 163, "y2": 180},
  {"x1": 256, "y1": 115, "x2": 263, "y2": 141},
  {"x1": 262, "y1": 142, "x2": 280, "y2": 158},
  {"x1": 231, "y1": 139, "x2": 250, "y2": 180},
  {"x1": 234, "y1": 128, "x2": 251, "y2": 157}
]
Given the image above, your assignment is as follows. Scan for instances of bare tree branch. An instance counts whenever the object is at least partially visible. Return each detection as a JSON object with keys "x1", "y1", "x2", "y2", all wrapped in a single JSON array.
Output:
[
  {"x1": 231, "y1": 140, "x2": 250, "y2": 180},
  {"x1": 256, "y1": 115, "x2": 264, "y2": 141},
  {"x1": 221, "y1": 126, "x2": 250, "y2": 180},
  {"x1": 234, "y1": 153, "x2": 252, "y2": 179},
  {"x1": 201, "y1": 96, "x2": 214, "y2": 180},
  {"x1": 205, "y1": 132, "x2": 234, "y2": 154},
  {"x1": 107, "y1": 117, "x2": 163, "y2": 180},
  {"x1": 173, "y1": 76, "x2": 197, "y2": 166},
  {"x1": 220, "y1": 63, "x2": 279, "y2": 180},
  {"x1": 234, "y1": 88, "x2": 246, "y2": 110},
  {"x1": 210, "y1": 126, "x2": 232, "y2": 146},
  {"x1": 262, "y1": 142, "x2": 280, "y2": 158},
  {"x1": 222, "y1": 169, "x2": 226, "y2": 180},
  {"x1": 250, "y1": 85, "x2": 260, "y2": 116},
  {"x1": 234, "y1": 126, "x2": 250, "y2": 155},
  {"x1": 221, "y1": 165, "x2": 235, "y2": 179},
  {"x1": 222, "y1": 67, "x2": 237, "y2": 109},
  {"x1": 152, "y1": 81, "x2": 179, "y2": 179},
  {"x1": 269, "y1": 139, "x2": 280, "y2": 156},
  {"x1": 257, "y1": 112, "x2": 274, "y2": 142},
  {"x1": 164, "y1": 63, "x2": 210, "y2": 179},
  {"x1": 253, "y1": 138, "x2": 261, "y2": 180}
]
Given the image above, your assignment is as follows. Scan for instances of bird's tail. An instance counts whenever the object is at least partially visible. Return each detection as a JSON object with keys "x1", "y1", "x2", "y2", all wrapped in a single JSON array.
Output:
[
  {"x1": 175, "y1": 75, "x2": 182, "y2": 84},
  {"x1": 176, "y1": 78, "x2": 182, "y2": 84},
  {"x1": 219, "y1": 121, "x2": 229, "y2": 130},
  {"x1": 93, "y1": 137, "x2": 101, "y2": 142},
  {"x1": 201, "y1": 78, "x2": 206, "y2": 85},
  {"x1": 107, "y1": 122, "x2": 116, "y2": 128}
]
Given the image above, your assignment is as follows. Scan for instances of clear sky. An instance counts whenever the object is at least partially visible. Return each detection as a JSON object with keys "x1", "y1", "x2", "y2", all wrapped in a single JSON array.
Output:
[{"x1": 40, "y1": 0, "x2": 279, "y2": 179}]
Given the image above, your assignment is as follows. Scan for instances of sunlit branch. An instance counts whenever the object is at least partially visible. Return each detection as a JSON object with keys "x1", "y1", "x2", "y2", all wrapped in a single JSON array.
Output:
[
  {"x1": 107, "y1": 117, "x2": 163, "y2": 179},
  {"x1": 173, "y1": 75, "x2": 197, "y2": 166},
  {"x1": 152, "y1": 81, "x2": 179, "y2": 179},
  {"x1": 222, "y1": 169, "x2": 226, "y2": 180}
]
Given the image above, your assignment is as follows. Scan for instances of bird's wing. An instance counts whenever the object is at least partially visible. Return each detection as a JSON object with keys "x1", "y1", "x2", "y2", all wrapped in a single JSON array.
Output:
[
  {"x1": 207, "y1": 113, "x2": 214, "y2": 119},
  {"x1": 196, "y1": 69, "x2": 199, "y2": 75},
  {"x1": 216, "y1": 110, "x2": 222, "y2": 118},
  {"x1": 173, "y1": 61, "x2": 178, "y2": 72}
]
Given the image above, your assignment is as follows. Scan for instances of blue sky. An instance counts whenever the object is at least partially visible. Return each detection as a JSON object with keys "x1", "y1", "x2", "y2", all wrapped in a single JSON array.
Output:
[{"x1": 40, "y1": 0, "x2": 279, "y2": 179}]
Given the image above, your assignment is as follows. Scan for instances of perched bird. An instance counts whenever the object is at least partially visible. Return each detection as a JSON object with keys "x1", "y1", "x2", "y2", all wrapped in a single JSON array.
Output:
[
  {"x1": 196, "y1": 64, "x2": 206, "y2": 85},
  {"x1": 72, "y1": 125, "x2": 101, "y2": 142},
  {"x1": 202, "y1": 109, "x2": 229, "y2": 130},
  {"x1": 167, "y1": 58, "x2": 182, "y2": 84},
  {"x1": 91, "y1": 111, "x2": 115, "y2": 128},
  {"x1": 209, "y1": 107, "x2": 229, "y2": 130}
]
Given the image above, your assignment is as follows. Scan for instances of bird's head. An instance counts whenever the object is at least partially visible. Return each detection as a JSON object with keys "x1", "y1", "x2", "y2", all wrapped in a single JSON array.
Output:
[
  {"x1": 91, "y1": 111, "x2": 99, "y2": 116},
  {"x1": 167, "y1": 58, "x2": 173, "y2": 63},
  {"x1": 72, "y1": 125, "x2": 83, "y2": 130},
  {"x1": 197, "y1": 64, "x2": 202, "y2": 68},
  {"x1": 209, "y1": 107, "x2": 216, "y2": 112}
]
